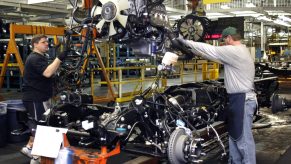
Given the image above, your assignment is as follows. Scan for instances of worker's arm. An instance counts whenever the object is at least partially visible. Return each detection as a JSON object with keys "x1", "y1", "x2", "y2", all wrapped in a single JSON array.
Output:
[
  {"x1": 171, "y1": 37, "x2": 242, "y2": 65},
  {"x1": 42, "y1": 58, "x2": 62, "y2": 78},
  {"x1": 42, "y1": 51, "x2": 68, "y2": 78}
]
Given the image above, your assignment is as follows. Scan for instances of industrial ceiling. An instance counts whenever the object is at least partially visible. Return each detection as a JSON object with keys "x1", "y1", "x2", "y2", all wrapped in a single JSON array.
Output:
[{"x1": 0, "y1": 0, "x2": 290, "y2": 27}]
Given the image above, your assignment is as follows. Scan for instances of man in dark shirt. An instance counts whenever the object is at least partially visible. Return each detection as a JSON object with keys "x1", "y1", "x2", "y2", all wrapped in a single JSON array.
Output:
[{"x1": 20, "y1": 34, "x2": 67, "y2": 160}]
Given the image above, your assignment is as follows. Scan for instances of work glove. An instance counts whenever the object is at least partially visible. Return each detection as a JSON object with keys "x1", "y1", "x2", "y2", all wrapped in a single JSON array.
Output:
[
  {"x1": 167, "y1": 32, "x2": 195, "y2": 59},
  {"x1": 171, "y1": 37, "x2": 193, "y2": 55},
  {"x1": 57, "y1": 29, "x2": 72, "y2": 62},
  {"x1": 57, "y1": 51, "x2": 68, "y2": 62}
]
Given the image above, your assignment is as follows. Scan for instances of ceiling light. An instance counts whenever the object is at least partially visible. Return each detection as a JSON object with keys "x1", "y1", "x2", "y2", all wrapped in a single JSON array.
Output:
[
  {"x1": 273, "y1": 19, "x2": 291, "y2": 27},
  {"x1": 168, "y1": 15, "x2": 183, "y2": 20},
  {"x1": 257, "y1": 16, "x2": 272, "y2": 22},
  {"x1": 27, "y1": 0, "x2": 54, "y2": 4},
  {"x1": 236, "y1": 14, "x2": 263, "y2": 17},
  {"x1": 207, "y1": 15, "x2": 232, "y2": 19},
  {"x1": 206, "y1": 12, "x2": 225, "y2": 16},
  {"x1": 248, "y1": 32, "x2": 255, "y2": 37},
  {"x1": 278, "y1": 31, "x2": 285, "y2": 37},
  {"x1": 230, "y1": 11, "x2": 263, "y2": 17},
  {"x1": 278, "y1": 15, "x2": 291, "y2": 22},
  {"x1": 265, "y1": 10, "x2": 291, "y2": 16},
  {"x1": 206, "y1": 13, "x2": 232, "y2": 19},
  {"x1": 230, "y1": 11, "x2": 258, "y2": 15},
  {"x1": 220, "y1": 5, "x2": 230, "y2": 9},
  {"x1": 245, "y1": 3, "x2": 256, "y2": 8},
  {"x1": 267, "y1": 28, "x2": 273, "y2": 33}
]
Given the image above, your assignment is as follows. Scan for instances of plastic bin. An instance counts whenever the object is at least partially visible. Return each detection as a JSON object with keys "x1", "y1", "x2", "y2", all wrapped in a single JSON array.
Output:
[
  {"x1": 4, "y1": 100, "x2": 29, "y2": 143},
  {"x1": 4, "y1": 99, "x2": 26, "y2": 111},
  {"x1": 0, "y1": 102, "x2": 7, "y2": 147}
]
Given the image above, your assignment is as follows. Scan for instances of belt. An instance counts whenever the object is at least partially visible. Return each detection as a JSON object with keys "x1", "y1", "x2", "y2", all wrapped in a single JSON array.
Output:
[
  {"x1": 228, "y1": 91, "x2": 257, "y2": 106},
  {"x1": 246, "y1": 92, "x2": 256, "y2": 101},
  {"x1": 245, "y1": 92, "x2": 258, "y2": 115}
]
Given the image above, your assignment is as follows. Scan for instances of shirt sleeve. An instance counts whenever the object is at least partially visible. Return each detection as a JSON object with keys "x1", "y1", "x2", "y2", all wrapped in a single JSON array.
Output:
[{"x1": 186, "y1": 40, "x2": 243, "y2": 66}]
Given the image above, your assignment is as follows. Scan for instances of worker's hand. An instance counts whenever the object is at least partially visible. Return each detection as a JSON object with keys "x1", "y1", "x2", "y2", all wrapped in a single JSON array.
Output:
[
  {"x1": 171, "y1": 37, "x2": 191, "y2": 52},
  {"x1": 56, "y1": 29, "x2": 72, "y2": 62},
  {"x1": 168, "y1": 32, "x2": 193, "y2": 57},
  {"x1": 57, "y1": 51, "x2": 68, "y2": 62}
]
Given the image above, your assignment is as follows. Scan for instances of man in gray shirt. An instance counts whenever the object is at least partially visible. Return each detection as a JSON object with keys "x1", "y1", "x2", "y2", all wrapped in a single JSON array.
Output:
[{"x1": 166, "y1": 27, "x2": 257, "y2": 164}]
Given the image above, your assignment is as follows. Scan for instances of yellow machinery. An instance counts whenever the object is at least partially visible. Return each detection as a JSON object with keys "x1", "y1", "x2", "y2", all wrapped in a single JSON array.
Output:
[
  {"x1": 83, "y1": 40, "x2": 115, "y2": 103},
  {"x1": 0, "y1": 24, "x2": 65, "y2": 89},
  {"x1": 0, "y1": 24, "x2": 115, "y2": 103}
]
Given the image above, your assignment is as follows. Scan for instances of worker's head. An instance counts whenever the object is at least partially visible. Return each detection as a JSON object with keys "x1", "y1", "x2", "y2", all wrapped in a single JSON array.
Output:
[
  {"x1": 221, "y1": 27, "x2": 241, "y2": 45},
  {"x1": 31, "y1": 34, "x2": 49, "y2": 54}
]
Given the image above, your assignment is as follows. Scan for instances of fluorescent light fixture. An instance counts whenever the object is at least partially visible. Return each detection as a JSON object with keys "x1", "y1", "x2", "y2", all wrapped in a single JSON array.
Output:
[
  {"x1": 245, "y1": 3, "x2": 256, "y2": 8},
  {"x1": 28, "y1": 0, "x2": 54, "y2": 4},
  {"x1": 235, "y1": 14, "x2": 263, "y2": 17},
  {"x1": 257, "y1": 16, "x2": 272, "y2": 22},
  {"x1": 206, "y1": 12, "x2": 232, "y2": 19},
  {"x1": 230, "y1": 11, "x2": 258, "y2": 15},
  {"x1": 207, "y1": 15, "x2": 232, "y2": 19},
  {"x1": 278, "y1": 15, "x2": 291, "y2": 22},
  {"x1": 206, "y1": 12, "x2": 225, "y2": 16},
  {"x1": 230, "y1": 11, "x2": 262, "y2": 17},
  {"x1": 267, "y1": 28, "x2": 273, "y2": 33},
  {"x1": 220, "y1": 5, "x2": 230, "y2": 9},
  {"x1": 273, "y1": 19, "x2": 291, "y2": 27},
  {"x1": 265, "y1": 10, "x2": 291, "y2": 16},
  {"x1": 168, "y1": 15, "x2": 183, "y2": 20},
  {"x1": 278, "y1": 31, "x2": 285, "y2": 37},
  {"x1": 248, "y1": 32, "x2": 255, "y2": 37}
]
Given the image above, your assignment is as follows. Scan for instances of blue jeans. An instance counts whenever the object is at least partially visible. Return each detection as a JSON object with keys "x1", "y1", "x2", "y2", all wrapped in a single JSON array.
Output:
[{"x1": 228, "y1": 98, "x2": 256, "y2": 164}]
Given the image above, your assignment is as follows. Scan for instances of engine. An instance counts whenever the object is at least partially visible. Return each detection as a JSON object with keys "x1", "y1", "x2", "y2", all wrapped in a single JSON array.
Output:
[
  {"x1": 47, "y1": 78, "x2": 228, "y2": 163},
  {"x1": 67, "y1": 0, "x2": 211, "y2": 54},
  {"x1": 91, "y1": 0, "x2": 169, "y2": 40},
  {"x1": 46, "y1": 1, "x2": 227, "y2": 163}
]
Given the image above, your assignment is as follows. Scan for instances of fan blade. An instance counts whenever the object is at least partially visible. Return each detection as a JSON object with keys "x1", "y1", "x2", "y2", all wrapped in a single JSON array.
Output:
[
  {"x1": 194, "y1": 20, "x2": 201, "y2": 27},
  {"x1": 186, "y1": 19, "x2": 193, "y2": 26},
  {"x1": 96, "y1": 19, "x2": 106, "y2": 32},
  {"x1": 118, "y1": 0, "x2": 129, "y2": 10},
  {"x1": 181, "y1": 31, "x2": 188, "y2": 36},
  {"x1": 197, "y1": 28, "x2": 203, "y2": 36},
  {"x1": 194, "y1": 34, "x2": 200, "y2": 41},
  {"x1": 109, "y1": 22, "x2": 117, "y2": 36},
  {"x1": 100, "y1": 0, "x2": 110, "y2": 4},
  {"x1": 180, "y1": 22, "x2": 188, "y2": 28},
  {"x1": 117, "y1": 14, "x2": 128, "y2": 27},
  {"x1": 91, "y1": 6, "x2": 102, "y2": 16},
  {"x1": 180, "y1": 28, "x2": 187, "y2": 33}
]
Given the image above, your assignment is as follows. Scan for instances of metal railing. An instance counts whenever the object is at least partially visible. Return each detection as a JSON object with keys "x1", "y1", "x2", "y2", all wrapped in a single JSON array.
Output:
[
  {"x1": 90, "y1": 61, "x2": 220, "y2": 103},
  {"x1": 172, "y1": 61, "x2": 220, "y2": 84}
]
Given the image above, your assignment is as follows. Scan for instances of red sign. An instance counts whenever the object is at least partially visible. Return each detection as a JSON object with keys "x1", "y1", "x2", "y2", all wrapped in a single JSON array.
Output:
[{"x1": 204, "y1": 34, "x2": 222, "y2": 40}]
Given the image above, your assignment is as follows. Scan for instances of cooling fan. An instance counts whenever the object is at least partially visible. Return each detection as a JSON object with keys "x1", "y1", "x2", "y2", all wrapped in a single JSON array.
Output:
[
  {"x1": 91, "y1": 0, "x2": 129, "y2": 36},
  {"x1": 177, "y1": 15, "x2": 210, "y2": 42}
]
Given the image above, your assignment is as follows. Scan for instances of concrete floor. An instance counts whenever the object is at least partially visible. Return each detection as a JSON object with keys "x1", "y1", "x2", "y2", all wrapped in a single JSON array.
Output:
[
  {"x1": 1, "y1": 73, "x2": 291, "y2": 164},
  {"x1": 255, "y1": 108, "x2": 291, "y2": 164}
]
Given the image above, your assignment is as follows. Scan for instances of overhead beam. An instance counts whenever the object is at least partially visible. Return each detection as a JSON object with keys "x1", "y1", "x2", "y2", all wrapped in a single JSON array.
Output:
[
  {"x1": 0, "y1": 1, "x2": 70, "y2": 14},
  {"x1": 205, "y1": 6, "x2": 291, "y2": 14},
  {"x1": 29, "y1": 14, "x2": 67, "y2": 21}
]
